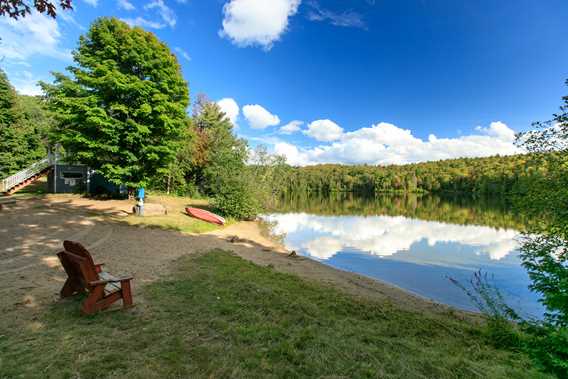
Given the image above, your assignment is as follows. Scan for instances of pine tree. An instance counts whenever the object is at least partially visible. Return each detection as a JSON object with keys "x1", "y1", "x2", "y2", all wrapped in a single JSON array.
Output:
[{"x1": 42, "y1": 17, "x2": 189, "y2": 188}]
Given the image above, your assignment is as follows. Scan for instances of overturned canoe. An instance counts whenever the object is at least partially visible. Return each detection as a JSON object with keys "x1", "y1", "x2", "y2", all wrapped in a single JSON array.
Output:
[{"x1": 185, "y1": 207, "x2": 225, "y2": 225}]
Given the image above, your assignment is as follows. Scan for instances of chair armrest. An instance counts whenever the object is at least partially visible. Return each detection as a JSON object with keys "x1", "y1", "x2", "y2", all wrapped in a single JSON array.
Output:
[
  {"x1": 90, "y1": 276, "x2": 133, "y2": 286},
  {"x1": 94, "y1": 263, "x2": 105, "y2": 273}
]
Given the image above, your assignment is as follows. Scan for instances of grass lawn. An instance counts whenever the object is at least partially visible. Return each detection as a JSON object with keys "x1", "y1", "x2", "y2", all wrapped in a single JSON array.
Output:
[
  {"x1": 120, "y1": 194, "x2": 234, "y2": 234},
  {"x1": 0, "y1": 251, "x2": 549, "y2": 379}
]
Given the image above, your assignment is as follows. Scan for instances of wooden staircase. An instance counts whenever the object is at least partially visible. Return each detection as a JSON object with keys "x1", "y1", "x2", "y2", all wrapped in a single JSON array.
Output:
[{"x1": 0, "y1": 158, "x2": 53, "y2": 195}]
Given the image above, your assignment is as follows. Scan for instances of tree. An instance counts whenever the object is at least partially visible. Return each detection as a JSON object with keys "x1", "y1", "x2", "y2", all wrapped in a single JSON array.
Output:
[
  {"x1": 516, "y1": 79, "x2": 568, "y2": 327},
  {"x1": 0, "y1": 69, "x2": 22, "y2": 178},
  {"x1": 191, "y1": 98, "x2": 259, "y2": 219},
  {"x1": 513, "y1": 79, "x2": 568, "y2": 376},
  {"x1": 0, "y1": 71, "x2": 51, "y2": 179},
  {"x1": 0, "y1": 0, "x2": 72, "y2": 19},
  {"x1": 42, "y1": 17, "x2": 189, "y2": 189}
]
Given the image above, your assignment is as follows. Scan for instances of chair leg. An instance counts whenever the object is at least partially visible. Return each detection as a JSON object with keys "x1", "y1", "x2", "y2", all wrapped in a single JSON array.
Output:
[
  {"x1": 121, "y1": 280, "x2": 133, "y2": 307},
  {"x1": 60, "y1": 278, "x2": 82, "y2": 298},
  {"x1": 81, "y1": 286, "x2": 104, "y2": 315}
]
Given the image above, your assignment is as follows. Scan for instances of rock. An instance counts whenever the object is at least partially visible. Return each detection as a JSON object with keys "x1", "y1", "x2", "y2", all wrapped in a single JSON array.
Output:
[{"x1": 132, "y1": 203, "x2": 167, "y2": 216}]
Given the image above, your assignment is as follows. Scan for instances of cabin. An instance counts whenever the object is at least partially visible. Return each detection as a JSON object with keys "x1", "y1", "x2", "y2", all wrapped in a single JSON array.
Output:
[{"x1": 47, "y1": 164, "x2": 125, "y2": 196}]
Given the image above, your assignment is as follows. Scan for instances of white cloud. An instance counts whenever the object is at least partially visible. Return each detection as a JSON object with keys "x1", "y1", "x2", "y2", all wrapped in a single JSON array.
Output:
[
  {"x1": 277, "y1": 121, "x2": 521, "y2": 166},
  {"x1": 174, "y1": 47, "x2": 191, "y2": 61},
  {"x1": 144, "y1": 0, "x2": 176, "y2": 28},
  {"x1": 220, "y1": 0, "x2": 301, "y2": 49},
  {"x1": 0, "y1": 11, "x2": 72, "y2": 62},
  {"x1": 243, "y1": 104, "x2": 280, "y2": 129},
  {"x1": 83, "y1": 0, "x2": 98, "y2": 6},
  {"x1": 117, "y1": 0, "x2": 136, "y2": 10},
  {"x1": 475, "y1": 121, "x2": 516, "y2": 141},
  {"x1": 274, "y1": 142, "x2": 310, "y2": 166},
  {"x1": 217, "y1": 98, "x2": 240, "y2": 125},
  {"x1": 279, "y1": 120, "x2": 303, "y2": 134},
  {"x1": 11, "y1": 71, "x2": 43, "y2": 96},
  {"x1": 122, "y1": 17, "x2": 165, "y2": 29},
  {"x1": 264, "y1": 213, "x2": 520, "y2": 261},
  {"x1": 303, "y1": 119, "x2": 344, "y2": 142}
]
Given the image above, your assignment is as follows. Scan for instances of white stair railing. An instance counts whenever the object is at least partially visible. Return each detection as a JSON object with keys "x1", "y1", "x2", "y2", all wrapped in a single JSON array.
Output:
[{"x1": 0, "y1": 158, "x2": 52, "y2": 193}]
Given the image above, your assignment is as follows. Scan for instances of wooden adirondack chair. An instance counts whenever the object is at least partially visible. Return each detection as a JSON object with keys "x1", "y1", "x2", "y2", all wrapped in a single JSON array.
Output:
[{"x1": 57, "y1": 240, "x2": 133, "y2": 315}]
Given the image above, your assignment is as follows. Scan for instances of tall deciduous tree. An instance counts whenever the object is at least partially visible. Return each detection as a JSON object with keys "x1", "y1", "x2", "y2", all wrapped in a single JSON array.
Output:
[{"x1": 42, "y1": 17, "x2": 189, "y2": 188}]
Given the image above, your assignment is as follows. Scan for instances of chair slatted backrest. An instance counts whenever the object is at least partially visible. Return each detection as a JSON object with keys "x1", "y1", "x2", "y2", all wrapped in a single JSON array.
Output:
[
  {"x1": 59, "y1": 250, "x2": 100, "y2": 291},
  {"x1": 63, "y1": 240, "x2": 97, "y2": 267}
]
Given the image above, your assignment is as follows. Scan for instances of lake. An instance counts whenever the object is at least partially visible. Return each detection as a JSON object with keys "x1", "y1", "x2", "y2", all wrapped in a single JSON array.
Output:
[{"x1": 262, "y1": 193, "x2": 544, "y2": 318}]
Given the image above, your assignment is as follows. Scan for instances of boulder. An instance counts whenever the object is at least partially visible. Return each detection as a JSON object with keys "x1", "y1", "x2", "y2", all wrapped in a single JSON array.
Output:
[{"x1": 132, "y1": 203, "x2": 167, "y2": 216}]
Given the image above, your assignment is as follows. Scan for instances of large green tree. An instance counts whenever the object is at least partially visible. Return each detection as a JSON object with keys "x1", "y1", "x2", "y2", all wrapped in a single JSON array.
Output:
[{"x1": 42, "y1": 17, "x2": 189, "y2": 188}]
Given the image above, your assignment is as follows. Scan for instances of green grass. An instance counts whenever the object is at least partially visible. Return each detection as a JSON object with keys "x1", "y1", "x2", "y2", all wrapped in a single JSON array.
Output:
[
  {"x1": 122, "y1": 213, "x2": 223, "y2": 234},
  {"x1": 0, "y1": 251, "x2": 551, "y2": 378}
]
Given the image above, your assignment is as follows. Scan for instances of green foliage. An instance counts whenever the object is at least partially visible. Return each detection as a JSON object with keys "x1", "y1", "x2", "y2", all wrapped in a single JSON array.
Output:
[
  {"x1": 0, "y1": 70, "x2": 51, "y2": 179},
  {"x1": 211, "y1": 177, "x2": 259, "y2": 220},
  {"x1": 188, "y1": 98, "x2": 260, "y2": 219},
  {"x1": 249, "y1": 145, "x2": 290, "y2": 209},
  {"x1": 515, "y1": 79, "x2": 568, "y2": 329},
  {"x1": 278, "y1": 153, "x2": 548, "y2": 197},
  {"x1": 42, "y1": 17, "x2": 189, "y2": 188}
]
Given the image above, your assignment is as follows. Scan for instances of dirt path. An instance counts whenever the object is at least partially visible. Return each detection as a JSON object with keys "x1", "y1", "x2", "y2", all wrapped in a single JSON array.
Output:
[{"x1": 0, "y1": 195, "x2": 461, "y2": 328}]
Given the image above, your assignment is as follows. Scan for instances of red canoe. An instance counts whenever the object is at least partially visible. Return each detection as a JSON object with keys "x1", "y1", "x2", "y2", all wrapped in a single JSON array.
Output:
[{"x1": 185, "y1": 207, "x2": 225, "y2": 225}]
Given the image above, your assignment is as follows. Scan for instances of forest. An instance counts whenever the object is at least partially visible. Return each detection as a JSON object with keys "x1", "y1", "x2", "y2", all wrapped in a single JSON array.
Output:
[{"x1": 276, "y1": 153, "x2": 560, "y2": 197}]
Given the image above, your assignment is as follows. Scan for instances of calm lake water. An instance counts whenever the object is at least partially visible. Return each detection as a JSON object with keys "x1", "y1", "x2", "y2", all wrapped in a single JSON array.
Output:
[{"x1": 262, "y1": 194, "x2": 544, "y2": 317}]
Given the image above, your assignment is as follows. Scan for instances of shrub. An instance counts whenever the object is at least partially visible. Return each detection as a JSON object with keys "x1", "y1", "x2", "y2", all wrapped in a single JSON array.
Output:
[{"x1": 211, "y1": 178, "x2": 260, "y2": 220}]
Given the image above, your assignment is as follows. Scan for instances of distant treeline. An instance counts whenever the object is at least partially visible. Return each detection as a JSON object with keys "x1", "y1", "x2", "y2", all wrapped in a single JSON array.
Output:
[{"x1": 277, "y1": 153, "x2": 561, "y2": 197}]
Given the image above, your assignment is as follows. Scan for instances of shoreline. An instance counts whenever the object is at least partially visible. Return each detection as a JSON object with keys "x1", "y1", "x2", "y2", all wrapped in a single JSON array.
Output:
[{"x1": 210, "y1": 220, "x2": 480, "y2": 319}]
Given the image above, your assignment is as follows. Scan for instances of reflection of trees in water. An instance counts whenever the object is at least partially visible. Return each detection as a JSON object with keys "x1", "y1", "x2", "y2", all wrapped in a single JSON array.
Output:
[{"x1": 270, "y1": 193, "x2": 530, "y2": 231}]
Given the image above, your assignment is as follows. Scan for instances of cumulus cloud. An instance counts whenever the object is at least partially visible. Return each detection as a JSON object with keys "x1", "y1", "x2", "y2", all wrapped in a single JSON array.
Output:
[
  {"x1": 278, "y1": 121, "x2": 521, "y2": 166},
  {"x1": 174, "y1": 47, "x2": 191, "y2": 61},
  {"x1": 264, "y1": 213, "x2": 520, "y2": 261},
  {"x1": 144, "y1": 0, "x2": 176, "y2": 28},
  {"x1": 279, "y1": 120, "x2": 303, "y2": 134},
  {"x1": 122, "y1": 17, "x2": 165, "y2": 29},
  {"x1": 117, "y1": 0, "x2": 136, "y2": 10},
  {"x1": 217, "y1": 98, "x2": 240, "y2": 125},
  {"x1": 220, "y1": 0, "x2": 301, "y2": 49},
  {"x1": 0, "y1": 11, "x2": 71, "y2": 62},
  {"x1": 243, "y1": 104, "x2": 280, "y2": 129},
  {"x1": 303, "y1": 119, "x2": 344, "y2": 142}
]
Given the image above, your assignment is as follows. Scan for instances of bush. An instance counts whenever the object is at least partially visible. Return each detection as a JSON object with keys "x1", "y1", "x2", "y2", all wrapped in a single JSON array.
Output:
[
  {"x1": 211, "y1": 178, "x2": 260, "y2": 220},
  {"x1": 521, "y1": 323, "x2": 568, "y2": 377}
]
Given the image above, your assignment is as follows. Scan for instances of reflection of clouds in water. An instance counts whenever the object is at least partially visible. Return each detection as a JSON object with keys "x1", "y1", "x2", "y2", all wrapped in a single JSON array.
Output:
[{"x1": 263, "y1": 213, "x2": 520, "y2": 261}]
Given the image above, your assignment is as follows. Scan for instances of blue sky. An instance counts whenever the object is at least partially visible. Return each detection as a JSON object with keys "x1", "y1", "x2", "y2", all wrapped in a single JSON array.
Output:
[{"x1": 1, "y1": 0, "x2": 567, "y2": 165}]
